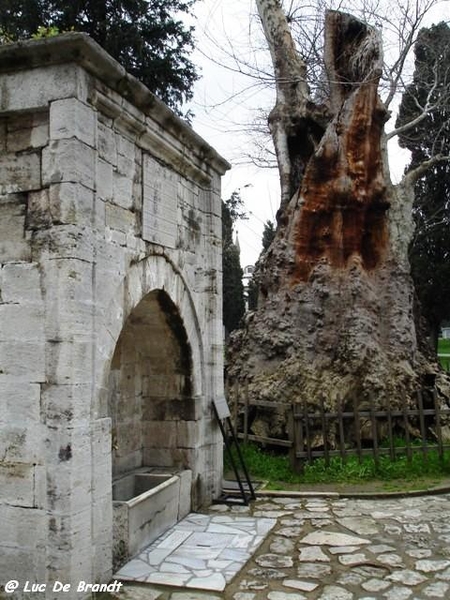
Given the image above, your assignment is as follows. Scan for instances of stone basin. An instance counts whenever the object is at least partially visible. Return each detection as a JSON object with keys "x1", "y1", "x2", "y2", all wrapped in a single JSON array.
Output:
[{"x1": 112, "y1": 468, "x2": 192, "y2": 569}]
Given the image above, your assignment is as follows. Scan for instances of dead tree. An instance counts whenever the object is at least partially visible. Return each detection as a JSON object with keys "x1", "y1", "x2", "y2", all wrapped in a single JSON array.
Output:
[{"x1": 227, "y1": 1, "x2": 450, "y2": 442}]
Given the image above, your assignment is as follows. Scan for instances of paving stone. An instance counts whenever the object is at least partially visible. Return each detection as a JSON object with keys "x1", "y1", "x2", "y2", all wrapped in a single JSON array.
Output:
[
  {"x1": 376, "y1": 553, "x2": 404, "y2": 567},
  {"x1": 361, "y1": 578, "x2": 391, "y2": 592},
  {"x1": 254, "y1": 510, "x2": 292, "y2": 518},
  {"x1": 337, "y1": 517, "x2": 379, "y2": 535},
  {"x1": 280, "y1": 518, "x2": 305, "y2": 527},
  {"x1": 300, "y1": 531, "x2": 371, "y2": 546},
  {"x1": 296, "y1": 562, "x2": 332, "y2": 578},
  {"x1": 267, "y1": 592, "x2": 306, "y2": 600},
  {"x1": 382, "y1": 586, "x2": 413, "y2": 600},
  {"x1": 368, "y1": 544, "x2": 396, "y2": 554},
  {"x1": 171, "y1": 593, "x2": 221, "y2": 600},
  {"x1": 278, "y1": 526, "x2": 304, "y2": 538},
  {"x1": 387, "y1": 570, "x2": 428, "y2": 586},
  {"x1": 270, "y1": 536, "x2": 296, "y2": 554},
  {"x1": 317, "y1": 585, "x2": 353, "y2": 599},
  {"x1": 329, "y1": 545, "x2": 361, "y2": 554},
  {"x1": 436, "y1": 566, "x2": 450, "y2": 580},
  {"x1": 311, "y1": 518, "x2": 333, "y2": 527},
  {"x1": 282, "y1": 579, "x2": 318, "y2": 592},
  {"x1": 336, "y1": 571, "x2": 366, "y2": 586},
  {"x1": 255, "y1": 553, "x2": 294, "y2": 568},
  {"x1": 403, "y1": 523, "x2": 431, "y2": 533},
  {"x1": 233, "y1": 593, "x2": 256, "y2": 600},
  {"x1": 422, "y1": 581, "x2": 450, "y2": 597},
  {"x1": 239, "y1": 580, "x2": 268, "y2": 590},
  {"x1": 353, "y1": 565, "x2": 391, "y2": 578},
  {"x1": 405, "y1": 548, "x2": 432, "y2": 558},
  {"x1": 415, "y1": 560, "x2": 450, "y2": 573},
  {"x1": 338, "y1": 552, "x2": 369, "y2": 565},
  {"x1": 298, "y1": 546, "x2": 329, "y2": 562},
  {"x1": 247, "y1": 567, "x2": 286, "y2": 580}
]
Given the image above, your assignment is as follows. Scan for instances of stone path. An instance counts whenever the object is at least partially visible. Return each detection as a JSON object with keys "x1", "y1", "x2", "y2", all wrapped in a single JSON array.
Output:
[{"x1": 117, "y1": 492, "x2": 450, "y2": 599}]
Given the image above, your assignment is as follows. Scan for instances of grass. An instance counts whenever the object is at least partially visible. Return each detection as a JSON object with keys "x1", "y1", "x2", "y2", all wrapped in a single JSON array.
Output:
[
  {"x1": 438, "y1": 338, "x2": 450, "y2": 353},
  {"x1": 225, "y1": 442, "x2": 450, "y2": 492},
  {"x1": 438, "y1": 338, "x2": 450, "y2": 370}
]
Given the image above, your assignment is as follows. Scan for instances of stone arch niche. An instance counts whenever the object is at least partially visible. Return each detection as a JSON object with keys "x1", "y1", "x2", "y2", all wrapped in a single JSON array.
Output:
[{"x1": 109, "y1": 288, "x2": 194, "y2": 477}]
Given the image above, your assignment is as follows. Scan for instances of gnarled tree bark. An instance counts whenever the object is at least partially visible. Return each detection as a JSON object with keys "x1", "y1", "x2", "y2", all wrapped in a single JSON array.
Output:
[{"x1": 227, "y1": 4, "x2": 450, "y2": 443}]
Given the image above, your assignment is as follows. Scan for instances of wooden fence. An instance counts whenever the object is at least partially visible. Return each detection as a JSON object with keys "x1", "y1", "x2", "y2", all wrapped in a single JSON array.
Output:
[{"x1": 228, "y1": 386, "x2": 450, "y2": 472}]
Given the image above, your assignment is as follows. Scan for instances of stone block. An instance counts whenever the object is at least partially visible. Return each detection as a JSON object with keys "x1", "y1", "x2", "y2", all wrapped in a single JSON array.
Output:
[
  {"x1": 142, "y1": 448, "x2": 175, "y2": 468},
  {"x1": 42, "y1": 138, "x2": 95, "y2": 190},
  {"x1": 27, "y1": 188, "x2": 52, "y2": 230},
  {"x1": 178, "y1": 469, "x2": 192, "y2": 519},
  {"x1": 112, "y1": 154, "x2": 135, "y2": 209},
  {"x1": 92, "y1": 418, "x2": 112, "y2": 494},
  {"x1": 48, "y1": 182, "x2": 95, "y2": 226},
  {"x1": 116, "y1": 133, "x2": 135, "y2": 159},
  {"x1": 45, "y1": 428, "x2": 93, "y2": 512},
  {"x1": 177, "y1": 420, "x2": 201, "y2": 449},
  {"x1": 0, "y1": 378, "x2": 41, "y2": 425},
  {"x1": 0, "y1": 462, "x2": 36, "y2": 507},
  {"x1": 0, "y1": 304, "x2": 44, "y2": 341},
  {"x1": 0, "y1": 340, "x2": 46, "y2": 380},
  {"x1": 0, "y1": 544, "x2": 47, "y2": 588},
  {"x1": 0, "y1": 151, "x2": 41, "y2": 194},
  {"x1": 96, "y1": 157, "x2": 113, "y2": 201},
  {"x1": 47, "y1": 508, "x2": 93, "y2": 584},
  {"x1": 46, "y1": 338, "x2": 94, "y2": 385},
  {"x1": 97, "y1": 122, "x2": 117, "y2": 166},
  {"x1": 105, "y1": 202, "x2": 136, "y2": 233},
  {"x1": 0, "y1": 422, "x2": 44, "y2": 464},
  {"x1": 40, "y1": 383, "x2": 92, "y2": 425},
  {"x1": 50, "y1": 97, "x2": 96, "y2": 147},
  {"x1": 7, "y1": 111, "x2": 49, "y2": 153},
  {"x1": 0, "y1": 195, "x2": 31, "y2": 261},
  {"x1": 142, "y1": 420, "x2": 177, "y2": 449},
  {"x1": 0, "y1": 64, "x2": 85, "y2": 112},
  {"x1": 1, "y1": 262, "x2": 42, "y2": 304},
  {"x1": 0, "y1": 504, "x2": 46, "y2": 550},
  {"x1": 37, "y1": 227, "x2": 95, "y2": 263}
]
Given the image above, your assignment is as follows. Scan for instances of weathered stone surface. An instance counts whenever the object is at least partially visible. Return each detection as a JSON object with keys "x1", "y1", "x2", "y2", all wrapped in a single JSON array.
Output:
[
  {"x1": 0, "y1": 151, "x2": 41, "y2": 193},
  {"x1": 283, "y1": 579, "x2": 318, "y2": 592},
  {"x1": 255, "y1": 554, "x2": 294, "y2": 569},
  {"x1": 50, "y1": 97, "x2": 96, "y2": 146},
  {"x1": 301, "y1": 531, "x2": 371, "y2": 546},
  {"x1": 0, "y1": 33, "x2": 228, "y2": 597},
  {"x1": 416, "y1": 560, "x2": 450, "y2": 573}
]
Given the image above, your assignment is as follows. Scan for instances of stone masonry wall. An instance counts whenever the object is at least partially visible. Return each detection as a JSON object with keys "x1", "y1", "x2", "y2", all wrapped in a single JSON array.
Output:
[{"x1": 0, "y1": 34, "x2": 228, "y2": 597}]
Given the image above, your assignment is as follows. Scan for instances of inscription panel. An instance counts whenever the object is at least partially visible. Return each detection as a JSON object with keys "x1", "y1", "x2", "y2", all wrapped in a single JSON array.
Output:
[{"x1": 142, "y1": 154, "x2": 178, "y2": 248}]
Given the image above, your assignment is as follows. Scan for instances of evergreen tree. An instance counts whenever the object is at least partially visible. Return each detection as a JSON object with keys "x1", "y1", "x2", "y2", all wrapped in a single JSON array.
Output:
[
  {"x1": 397, "y1": 23, "x2": 450, "y2": 349},
  {"x1": 261, "y1": 220, "x2": 275, "y2": 251},
  {"x1": 0, "y1": 0, "x2": 198, "y2": 113},
  {"x1": 222, "y1": 194, "x2": 246, "y2": 336}
]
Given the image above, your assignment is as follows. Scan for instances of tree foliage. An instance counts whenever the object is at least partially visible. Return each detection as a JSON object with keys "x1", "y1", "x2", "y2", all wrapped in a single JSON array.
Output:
[
  {"x1": 397, "y1": 22, "x2": 450, "y2": 348},
  {"x1": 222, "y1": 194, "x2": 246, "y2": 336},
  {"x1": 0, "y1": 0, "x2": 198, "y2": 112}
]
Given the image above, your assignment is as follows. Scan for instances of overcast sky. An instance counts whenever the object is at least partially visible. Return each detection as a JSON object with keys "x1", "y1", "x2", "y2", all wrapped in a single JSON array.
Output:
[{"x1": 187, "y1": 0, "x2": 450, "y2": 267}]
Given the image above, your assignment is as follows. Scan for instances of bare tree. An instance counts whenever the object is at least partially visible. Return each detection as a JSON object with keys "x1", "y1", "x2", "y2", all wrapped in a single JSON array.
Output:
[{"x1": 226, "y1": 0, "x2": 450, "y2": 442}]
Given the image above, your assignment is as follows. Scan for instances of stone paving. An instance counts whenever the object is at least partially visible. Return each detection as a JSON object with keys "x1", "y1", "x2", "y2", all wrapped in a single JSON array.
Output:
[{"x1": 118, "y1": 492, "x2": 450, "y2": 599}]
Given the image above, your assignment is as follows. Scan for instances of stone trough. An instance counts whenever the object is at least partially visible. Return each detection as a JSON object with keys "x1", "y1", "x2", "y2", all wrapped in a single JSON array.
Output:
[{"x1": 112, "y1": 468, "x2": 192, "y2": 569}]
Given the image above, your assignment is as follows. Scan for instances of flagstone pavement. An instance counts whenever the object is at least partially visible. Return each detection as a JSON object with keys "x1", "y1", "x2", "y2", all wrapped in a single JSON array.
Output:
[{"x1": 116, "y1": 491, "x2": 450, "y2": 599}]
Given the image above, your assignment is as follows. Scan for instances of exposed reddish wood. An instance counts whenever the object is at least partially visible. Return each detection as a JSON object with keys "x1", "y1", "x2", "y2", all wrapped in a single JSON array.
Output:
[{"x1": 290, "y1": 12, "x2": 389, "y2": 282}]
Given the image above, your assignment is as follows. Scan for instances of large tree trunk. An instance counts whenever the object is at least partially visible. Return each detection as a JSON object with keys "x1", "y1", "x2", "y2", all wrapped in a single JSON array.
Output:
[{"x1": 227, "y1": 4, "x2": 449, "y2": 442}]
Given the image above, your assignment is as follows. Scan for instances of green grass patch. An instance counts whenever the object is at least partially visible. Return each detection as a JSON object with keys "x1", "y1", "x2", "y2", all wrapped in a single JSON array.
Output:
[
  {"x1": 438, "y1": 338, "x2": 450, "y2": 353},
  {"x1": 225, "y1": 442, "x2": 450, "y2": 491},
  {"x1": 438, "y1": 338, "x2": 450, "y2": 370}
]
